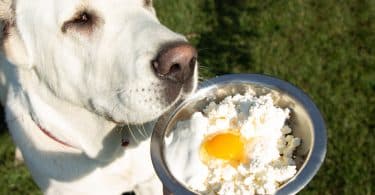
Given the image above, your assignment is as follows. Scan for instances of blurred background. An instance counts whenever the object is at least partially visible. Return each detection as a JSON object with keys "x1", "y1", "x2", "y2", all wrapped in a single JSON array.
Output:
[{"x1": 0, "y1": 0, "x2": 373, "y2": 194}]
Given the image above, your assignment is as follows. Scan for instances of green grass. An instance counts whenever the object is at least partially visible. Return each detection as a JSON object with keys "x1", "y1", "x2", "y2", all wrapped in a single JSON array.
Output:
[
  {"x1": 0, "y1": 131, "x2": 41, "y2": 195},
  {"x1": 1, "y1": 0, "x2": 374, "y2": 194}
]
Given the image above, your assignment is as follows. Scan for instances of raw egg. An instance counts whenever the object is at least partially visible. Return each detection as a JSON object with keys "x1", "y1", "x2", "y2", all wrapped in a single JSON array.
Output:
[{"x1": 200, "y1": 131, "x2": 247, "y2": 167}]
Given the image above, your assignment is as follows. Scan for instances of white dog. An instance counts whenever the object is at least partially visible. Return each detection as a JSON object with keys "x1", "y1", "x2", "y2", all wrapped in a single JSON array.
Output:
[{"x1": 0, "y1": 0, "x2": 198, "y2": 194}]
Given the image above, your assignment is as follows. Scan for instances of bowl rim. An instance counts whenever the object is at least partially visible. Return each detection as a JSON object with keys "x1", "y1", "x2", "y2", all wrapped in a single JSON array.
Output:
[{"x1": 151, "y1": 73, "x2": 327, "y2": 195}]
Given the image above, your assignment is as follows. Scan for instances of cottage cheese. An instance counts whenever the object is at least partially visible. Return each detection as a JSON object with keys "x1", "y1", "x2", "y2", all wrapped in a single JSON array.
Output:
[{"x1": 165, "y1": 92, "x2": 301, "y2": 195}]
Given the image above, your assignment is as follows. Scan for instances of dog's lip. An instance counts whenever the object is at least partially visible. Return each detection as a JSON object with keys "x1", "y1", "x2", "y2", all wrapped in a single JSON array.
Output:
[
  {"x1": 102, "y1": 99, "x2": 179, "y2": 126},
  {"x1": 104, "y1": 115, "x2": 126, "y2": 125}
]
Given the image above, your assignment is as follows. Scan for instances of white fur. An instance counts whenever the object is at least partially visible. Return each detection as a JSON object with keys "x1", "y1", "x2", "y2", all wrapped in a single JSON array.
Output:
[{"x1": 0, "y1": 0, "x2": 198, "y2": 194}]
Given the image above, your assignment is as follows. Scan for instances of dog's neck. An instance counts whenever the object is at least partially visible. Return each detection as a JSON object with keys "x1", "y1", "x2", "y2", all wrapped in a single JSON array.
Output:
[{"x1": 20, "y1": 69, "x2": 142, "y2": 159}]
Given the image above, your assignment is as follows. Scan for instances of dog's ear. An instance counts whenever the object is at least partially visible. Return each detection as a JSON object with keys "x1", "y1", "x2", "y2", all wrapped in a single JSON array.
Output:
[{"x1": 1, "y1": 0, "x2": 33, "y2": 69}]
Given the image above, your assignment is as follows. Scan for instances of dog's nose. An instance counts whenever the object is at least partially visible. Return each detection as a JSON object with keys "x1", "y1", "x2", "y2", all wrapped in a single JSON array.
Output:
[{"x1": 153, "y1": 42, "x2": 197, "y2": 83}]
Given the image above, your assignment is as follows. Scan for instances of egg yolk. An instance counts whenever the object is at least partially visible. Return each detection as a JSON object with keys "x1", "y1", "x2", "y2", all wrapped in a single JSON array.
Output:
[{"x1": 201, "y1": 131, "x2": 246, "y2": 167}]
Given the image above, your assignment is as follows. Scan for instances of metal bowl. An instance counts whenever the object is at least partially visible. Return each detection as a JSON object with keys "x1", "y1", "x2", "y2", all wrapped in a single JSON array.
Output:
[{"x1": 151, "y1": 74, "x2": 327, "y2": 195}]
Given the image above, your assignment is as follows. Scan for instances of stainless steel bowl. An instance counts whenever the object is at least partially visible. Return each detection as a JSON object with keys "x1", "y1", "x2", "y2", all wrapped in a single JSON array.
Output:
[{"x1": 151, "y1": 74, "x2": 327, "y2": 195}]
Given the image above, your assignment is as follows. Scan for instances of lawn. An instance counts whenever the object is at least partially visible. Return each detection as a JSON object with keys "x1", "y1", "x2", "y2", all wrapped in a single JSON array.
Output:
[{"x1": 0, "y1": 0, "x2": 374, "y2": 194}]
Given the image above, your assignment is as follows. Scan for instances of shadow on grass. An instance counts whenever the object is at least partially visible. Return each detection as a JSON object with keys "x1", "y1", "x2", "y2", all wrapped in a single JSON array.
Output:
[
  {"x1": 1, "y1": 105, "x2": 7, "y2": 134},
  {"x1": 197, "y1": 0, "x2": 277, "y2": 77}
]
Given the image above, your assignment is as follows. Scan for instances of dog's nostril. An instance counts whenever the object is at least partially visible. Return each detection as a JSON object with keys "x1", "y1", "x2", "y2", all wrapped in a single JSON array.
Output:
[
  {"x1": 170, "y1": 63, "x2": 181, "y2": 74},
  {"x1": 153, "y1": 41, "x2": 197, "y2": 83}
]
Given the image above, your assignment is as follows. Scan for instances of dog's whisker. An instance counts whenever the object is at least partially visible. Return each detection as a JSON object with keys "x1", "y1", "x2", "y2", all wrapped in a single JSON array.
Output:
[
  {"x1": 109, "y1": 102, "x2": 141, "y2": 144},
  {"x1": 128, "y1": 126, "x2": 140, "y2": 144},
  {"x1": 136, "y1": 123, "x2": 147, "y2": 139},
  {"x1": 197, "y1": 47, "x2": 215, "y2": 52},
  {"x1": 118, "y1": 125, "x2": 127, "y2": 135},
  {"x1": 123, "y1": 112, "x2": 140, "y2": 144},
  {"x1": 198, "y1": 64, "x2": 209, "y2": 69},
  {"x1": 140, "y1": 124, "x2": 149, "y2": 139},
  {"x1": 198, "y1": 76, "x2": 208, "y2": 82},
  {"x1": 198, "y1": 67, "x2": 209, "y2": 72},
  {"x1": 134, "y1": 123, "x2": 147, "y2": 139}
]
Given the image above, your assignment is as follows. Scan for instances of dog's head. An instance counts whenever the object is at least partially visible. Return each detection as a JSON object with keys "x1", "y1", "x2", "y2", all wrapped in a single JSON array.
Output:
[{"x1": 1, "y1": 0, "x2": 198, "y2": 124}]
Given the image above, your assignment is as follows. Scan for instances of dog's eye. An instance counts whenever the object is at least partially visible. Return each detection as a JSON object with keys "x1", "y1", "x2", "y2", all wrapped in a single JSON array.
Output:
[
  {"x1": 62, "y1": 11, "x2": 97, "y2": 35},
  {"x1": 143, "y1": 0, "x2": 155, "y2": 13},
  {"x1": 144, "y1": 0, "x2": 152, "y2": 7},
  {"x1": 72, "y1": 12, "x2": 91, "y2": 25}
]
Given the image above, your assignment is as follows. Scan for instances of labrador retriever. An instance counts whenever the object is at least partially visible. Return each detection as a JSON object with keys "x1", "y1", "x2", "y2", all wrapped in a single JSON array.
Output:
[{"x1": 0, "y1": 0, "x2": 198, "y2": 194}]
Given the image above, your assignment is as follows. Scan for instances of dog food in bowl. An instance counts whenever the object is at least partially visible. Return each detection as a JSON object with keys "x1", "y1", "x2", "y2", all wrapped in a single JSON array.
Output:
[{"x1": 165, "y1": 91, "x2": 301, "y2": 194}]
